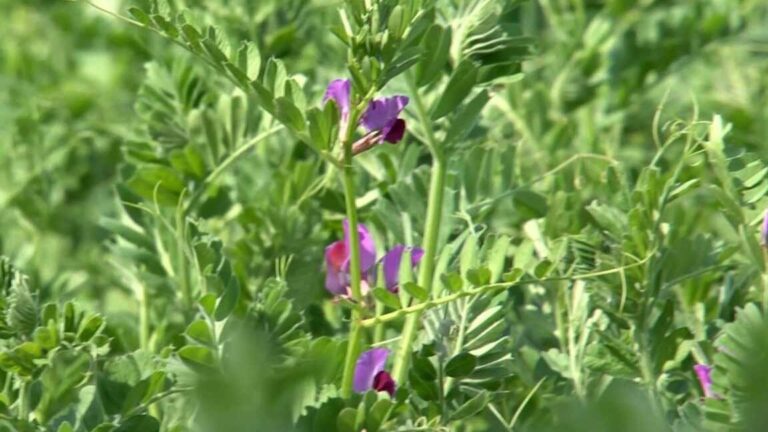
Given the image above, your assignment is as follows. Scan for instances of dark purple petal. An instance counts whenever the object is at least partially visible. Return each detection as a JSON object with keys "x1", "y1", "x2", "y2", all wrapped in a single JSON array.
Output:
[
  {"x1": 762, "y1": 210, "x2": 768, "y2": 246},
  {"x1": 372, "y1": 370, "x2": 396, "y2": 396},
  {"x1": 353, "y1": 348, "x2": 389, "y2": 393},
  {"x1": 324, "y1": 79, "x2": 351, "y2": 118},
  {"x1": 343, "y1": 220, "x2": 377, "y2": 273},
  {"x1": 361, "y1": 96, "x2": 409, "y2": 133},
  {"x1": 383, "y1": 119, "x2": 406, "y2": 143},
  {"x1": 694, "y1": 364, "x2": 714, "y2": 398}
]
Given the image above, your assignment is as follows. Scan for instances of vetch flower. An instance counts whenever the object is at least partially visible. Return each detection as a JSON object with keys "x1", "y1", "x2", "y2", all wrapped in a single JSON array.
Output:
[
  {"x1": 323, "y1": 79, "x2": 409, "y2": 155},
  {"x1": 361, "y1": 95, "x2": 409, "y2": 144},
  {"x1": 324, "y1": 220, "x2": 377, "y2": 296},
  {"x1": 382, "y1": 245, "x2": 424, "y2": 292},
  {"x1": 323, "y1": 79, "x2": 351, "y2": 120},
  {"x1": 694, "y1": 364, "x2": 714, "y2": 398},
  {"x1": 354, "y1": 348, "x2": 396, "y2": 396}
]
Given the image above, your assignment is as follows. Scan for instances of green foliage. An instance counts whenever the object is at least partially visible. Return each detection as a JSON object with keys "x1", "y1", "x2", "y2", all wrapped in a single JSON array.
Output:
[{"x1": 1, "y1": 0, "x2": 768, "y2": 430}]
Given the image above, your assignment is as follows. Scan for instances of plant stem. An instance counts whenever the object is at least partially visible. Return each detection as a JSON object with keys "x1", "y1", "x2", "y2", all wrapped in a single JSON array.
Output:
[
  {"x1": 18, "y1": 379, "x2": 28, "y2": 421},
  {"x1": 391, "y1": 77, "x2": 446, "y2": 382},
  {"x1": 176, "y1": 204, "x2": 191, "y2": 313},
  {"x1": 139, "y1": 281, "x2": 150, "y2": 351},
  {"x1": 339, "y1": 112, "x2": 365, "y2": 398},
  {"x1": 391, "y1": 159, "x2": 445, "y2": 382},
  {"x1": 362, "y1": 255, "x2": 654, "y2": 328}
]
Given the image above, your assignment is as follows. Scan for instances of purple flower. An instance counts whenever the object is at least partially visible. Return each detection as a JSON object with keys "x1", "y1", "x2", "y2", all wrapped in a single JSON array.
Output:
[
  {"x1": 324, "y1": 220, "x2": 377, "y2": 295},
  {"x1": 323, "y1": 79, "x2": 409, "y2": 148},
  {"x1": 761, "y1": 210, "x2": 768, "y2": 246},
  {"x1": 361, "y1": 96, "x2": 409, "y2": 144},
  {"x1": 694, "y1": 364, "x2": 714, "y2": 398},
  {"x1": 324, "y1": 79, "x2": 352, "y2": 120},
  {"x1": 354, "y1": 348, "x2": 396, "y2": 396},
  {"x1": 382, "y1": 245, "x2": 424, "y2": 292}
]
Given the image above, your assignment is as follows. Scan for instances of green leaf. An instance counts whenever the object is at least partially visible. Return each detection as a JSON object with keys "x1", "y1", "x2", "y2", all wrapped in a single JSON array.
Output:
[
  {"x1": 57, "y1": 422, "x2": 75, "y2": 432},
  {"x1": 336, "y1": 407, "x2": 357, "y2": 432},
  {"x1": 7, "y1": 273, "x2": 37, "y2": 337},
  {"x1": 445, "y1": 352, "x2": 477, "y2": 378},
  {"x1": 512, "y1": 189, "x2": 549, "y2": 219},
  {"x1": 35, "y1": 350, "x2": 91, "y2": 423},
  {"x1": 275, "y1": 97, "x2": 306, "y2": 132},
  {"x1": 34, "y1": 327, "x2": 57, "y2": 350},
  {"x1": 76, "y1": 314, "x2": 104, "y2": 342},
  {"x1": 99, "y1": 218, "x2": 154, "y2": 251},
  {"x1": 441, "y1": 272, "x2": 464, "y2": 293},
  {"x1": 431, "y1": 60, "x2": 478, "y2": 120},
  {"x1": 202, "y1": 38, "x2": 228, "y2": 64},
  {"x1": 417, "y1": 25, "x2": 452, "y2": 87},
  {"x1": 214, "y1": 275, "x2": 239, "y2": 321},
  {"x1": 114, "y1": 415, "x2": 160, "y2": 432},
  {"x1": 413, "y1": 356, "x2": 437, "y2": 381},
  {"x1": 238, "y1": 42, "x2": 261, "y2": 81},
  {"x1": 381, "y1": 47, "x2": 423, "y2": 85},
  {"x1": 186, "y1": 319, "x2": 214, "y2": 345},
  {"x1": 387, "y1": 5, "x2": 406, "y2": 39},
  {"x1": 366, "y1": 398, "x2": 393, "y2": 432},
  {"x1": 444, "y1": 90, "x2": 489, "y2": 145},
  {"x1": 401, "y1": 282, "x2": 428, "y2": 302},
  {"x1": 127, "y1": 7, "x2": 151, "y2": 26},
  {"x1": 126, "y1": 165, "x2": 185, "y2": 206},
  {"x1": 178, "y1": 345, "x2": 217, "y2": 370},
  {"x1": 372, "y1": 287, "x2": 401, "y2": 309},
  {"x1": 466, "y1": 267, "x2": 491, "y2": 286},
  {"x1": 151, "y1": 15, "x2": 178, "y2": 39},
  {"x1": 198, "y1": 293, "x2": 217, "y2": 317},
  {"x1": 449, "y1": 390, "x2": 490, "y2": 421}
]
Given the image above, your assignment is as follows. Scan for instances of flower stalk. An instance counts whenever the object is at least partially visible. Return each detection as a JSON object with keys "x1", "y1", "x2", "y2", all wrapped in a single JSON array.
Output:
[{"x1": 339, "y1": 114, "x2": 366, "y2": 398}]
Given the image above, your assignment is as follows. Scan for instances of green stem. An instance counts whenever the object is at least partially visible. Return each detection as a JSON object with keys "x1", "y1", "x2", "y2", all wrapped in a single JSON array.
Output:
[
  {"x1": 186, "y1": 126, "x2": 284, "y2": 211},
  {"x1": 18, "y1": 379, "x2": 28, "y2": 421},
  {"x1": 391, "y1": 76, "x2": 445, "y2": 384},
  {"x1": 373, "y1": 301, "x2": 385, "y2": 343},
  {"x1": 363, "y1": 255, "x2": 655, "y2": 328},
  {"x1": 176, "y1": 205, "x2": 191, "y2": 313},
  {"x1": 392, "y1": 157, "x2": 446, "y2": 383},
  {"x1": 339, "y1": 112, "x2": 365, "y2": 398},
  {"x1": 139, "y1": 281, "x2": 150, "y2": 351}
]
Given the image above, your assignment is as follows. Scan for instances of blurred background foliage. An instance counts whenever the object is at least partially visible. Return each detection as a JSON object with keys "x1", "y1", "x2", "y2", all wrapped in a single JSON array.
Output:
[{"x1": 1, "y1": 0, "x2": 768, "y2": 430}]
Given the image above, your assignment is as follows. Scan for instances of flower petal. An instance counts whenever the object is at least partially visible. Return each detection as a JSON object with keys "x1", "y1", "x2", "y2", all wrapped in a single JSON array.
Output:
[
  {"x1": 324, "y1": 240, "x2": 349, "y2": 295},
  {"x1": 382, "y1": 245, "x2": 424, "y2": 292},
  {"x1": 382, "y1": 245, "x2": 406, "y2": 291},
  {"x1": 410, "y1": 247, "x2": 424, "y2": 266},
  {"x1": 361, "y1": 95, "x2": 409, "y2": 133},
  {"x1": 325, "y1": 270, "x2": 347, "y2": 295},
  {"x1": 353, "y1": 348, "x2": 390, "y2": 393},
  {"x1": 762, "y1": 210, "x2": 768, "y2": 246},
  {"x1": 343, "y1": 220, "x2": 377, "y2": 273},
  {"x1": 694, "y1": 364, "x2": 714, "y2": 398},
  {"x1": 324, "y1": 79, "x2": 351, "y2": 118},
  {"x1": 325, "y1": 240, "x2": 348, "y2": 271}
]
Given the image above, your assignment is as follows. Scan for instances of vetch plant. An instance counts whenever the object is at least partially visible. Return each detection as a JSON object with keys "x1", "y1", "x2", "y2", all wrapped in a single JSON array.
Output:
[{"x1": 4, "y1": 0, "x2": 767, "y2": 430}]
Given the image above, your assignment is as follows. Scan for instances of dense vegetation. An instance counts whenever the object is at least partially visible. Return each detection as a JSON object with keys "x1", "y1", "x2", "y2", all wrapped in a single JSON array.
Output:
[{"x1": 2, "y1": 0, "x2": 768, "y2": 430}]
